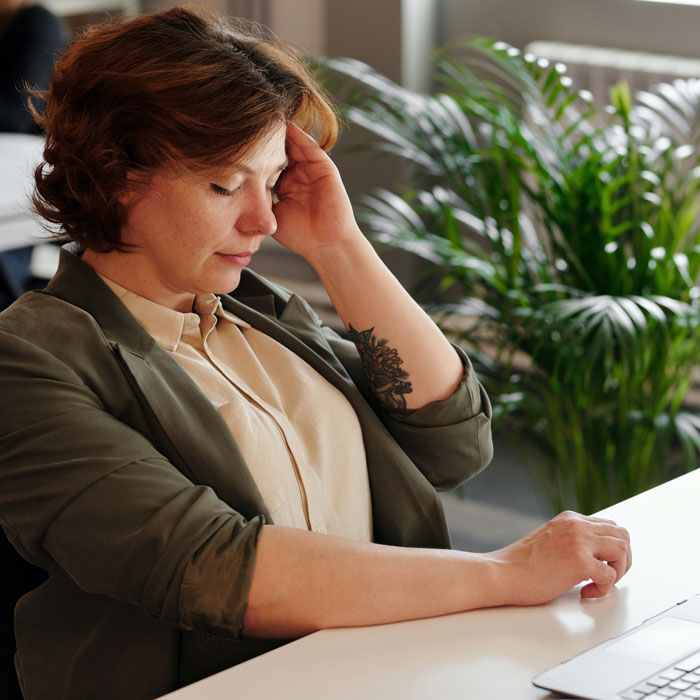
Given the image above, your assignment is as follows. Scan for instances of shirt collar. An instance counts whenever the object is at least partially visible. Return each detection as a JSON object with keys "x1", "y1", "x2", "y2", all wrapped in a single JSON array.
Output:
[{"x1": 98, "y1": 275, "x2": 251, "y2": 352}]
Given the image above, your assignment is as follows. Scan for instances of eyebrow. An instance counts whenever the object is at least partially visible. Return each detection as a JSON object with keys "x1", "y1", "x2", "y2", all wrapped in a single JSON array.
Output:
[{"x1": 235, "y1": 160, "x2": 288, "y2": 176}]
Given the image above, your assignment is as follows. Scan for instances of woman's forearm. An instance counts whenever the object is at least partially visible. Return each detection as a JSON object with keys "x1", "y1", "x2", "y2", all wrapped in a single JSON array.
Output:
[
  {"x1": 242, "y1": 511, "x2": 631, "y2": 639},
  {"x1": 307, "y1": 232, "x2": 464, "y2": 410},
  {"x1": 241, "y1": 524, "x2": 499, "y2": 638},
  {"x1": 272, "y1": 123, "x2": 462, "y2": 410}
]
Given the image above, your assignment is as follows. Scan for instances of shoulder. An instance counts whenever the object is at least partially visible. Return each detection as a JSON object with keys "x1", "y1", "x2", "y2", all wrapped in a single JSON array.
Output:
[
  {"x1": 0, "y1": 289, "x2": 96, "y2": 336},
  {"x1": 0, "y1": 291, "x2": 113, "y2": 372}
]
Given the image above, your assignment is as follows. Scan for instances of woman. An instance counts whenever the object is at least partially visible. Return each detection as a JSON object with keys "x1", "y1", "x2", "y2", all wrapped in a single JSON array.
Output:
[{"x1": 0, "y1": 7, "x2": 631, "y2": 699}]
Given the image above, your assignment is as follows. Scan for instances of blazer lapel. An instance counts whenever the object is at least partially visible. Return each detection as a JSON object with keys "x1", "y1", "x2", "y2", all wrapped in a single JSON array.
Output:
[
  {"x1": 224, "y1": 293, "x2": 353, "y2": 388},
  {"x1": 112, "y1": 343, "x2": 270, "y2": 520},
  {"x1": 227, "y1": 277, "x2": 451, "y2": 547},
  {"x1": 44, "y1": 249, "x2": 449, "y2": 546},
  {"x1": 44, "y1": 247, "x2": 271, "y2": 521}
]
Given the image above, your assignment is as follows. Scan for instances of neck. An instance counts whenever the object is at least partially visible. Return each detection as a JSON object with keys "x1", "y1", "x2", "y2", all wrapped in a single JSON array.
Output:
[{"x1": 82, "y1": 247, "x2": 196, "y2": 313}]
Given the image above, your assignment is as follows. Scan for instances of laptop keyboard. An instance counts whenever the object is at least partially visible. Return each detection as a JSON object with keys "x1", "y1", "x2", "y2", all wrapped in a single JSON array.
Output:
[{"x1": 620, "y1": 649, "x2": 700, "y2": 698}]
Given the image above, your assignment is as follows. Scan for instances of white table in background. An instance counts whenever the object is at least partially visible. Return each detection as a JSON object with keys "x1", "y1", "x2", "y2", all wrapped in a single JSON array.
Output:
[
  {"x1": 0, "y1": 133, "x2": 47, "y2": 252},
  {"x1": 160, "y1": 469, "x2": 700, "y2": 699}
]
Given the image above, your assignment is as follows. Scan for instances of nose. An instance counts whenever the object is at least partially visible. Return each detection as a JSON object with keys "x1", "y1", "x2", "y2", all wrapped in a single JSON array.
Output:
[{"x1": 236, "y1": 186, "x2": 277, "y2": 237}]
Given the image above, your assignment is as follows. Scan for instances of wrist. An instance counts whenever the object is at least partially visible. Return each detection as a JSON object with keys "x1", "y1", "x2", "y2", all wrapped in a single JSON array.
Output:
[
  {"x1": 451, "y1": 551, "x2": 512, "y2": 611},
  {"x1": 475, "y1": 552, "x2": 513, "y2": 608},
  {"x1": 305, "y1": 227, "x2": 373, "y2": 278}
]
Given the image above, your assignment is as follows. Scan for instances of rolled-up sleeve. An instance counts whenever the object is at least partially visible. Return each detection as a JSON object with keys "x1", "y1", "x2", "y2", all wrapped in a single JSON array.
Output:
[
  {"x1": 177, "y1": 513, "x2": 264, "y2": 638},
  {"x1": 0, "y1": 331, "x2": 263, "y2": 639},
  {"x1": 378, "y1": 345, "x2": 493, "y2": 490}
]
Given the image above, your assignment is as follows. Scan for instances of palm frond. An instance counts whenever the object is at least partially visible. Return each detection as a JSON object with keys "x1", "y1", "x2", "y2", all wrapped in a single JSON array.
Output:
[{"x1": 321, "y1": 39, "x2": 700, "y2": 513}]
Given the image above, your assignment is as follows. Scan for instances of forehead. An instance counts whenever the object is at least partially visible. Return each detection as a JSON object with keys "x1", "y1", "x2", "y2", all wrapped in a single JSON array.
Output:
[
  {"x1": 149, "y1": 122, "x2": 287, "y2": 188},
  {"x1": 222, "y1": 122, "x2": 288, "y2": 175}
]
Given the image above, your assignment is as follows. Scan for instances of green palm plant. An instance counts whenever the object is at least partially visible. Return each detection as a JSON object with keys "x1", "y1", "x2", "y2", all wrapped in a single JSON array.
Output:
[{"x1": 321, "y1": 39, "x2": 700, "y2": 514}]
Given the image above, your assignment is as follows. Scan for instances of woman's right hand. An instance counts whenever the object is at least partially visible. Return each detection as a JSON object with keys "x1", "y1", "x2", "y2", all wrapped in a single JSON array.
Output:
[{"x1": 488, "y1": 510, "x2": 632, "y2": 606}]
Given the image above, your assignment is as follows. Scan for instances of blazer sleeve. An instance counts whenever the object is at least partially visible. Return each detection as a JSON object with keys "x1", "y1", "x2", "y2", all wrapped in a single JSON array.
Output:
[
  {"x1": 237, "y1": 270, "x2": 493, "y2": 490},
  {"x1": 376, "y1": 344, "x2": 493, "y2": 490},
  {"x1": 302, "y1": 301, "x2": 493, "y2": 490},
  {"x1": 0, "y1": 330, "x2": 263, "y2": 640}
]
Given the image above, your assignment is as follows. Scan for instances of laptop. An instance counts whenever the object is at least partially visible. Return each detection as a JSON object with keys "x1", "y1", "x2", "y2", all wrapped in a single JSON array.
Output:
[{"x1": 532, "y1": 593, "x2": 700, "y2": 699}]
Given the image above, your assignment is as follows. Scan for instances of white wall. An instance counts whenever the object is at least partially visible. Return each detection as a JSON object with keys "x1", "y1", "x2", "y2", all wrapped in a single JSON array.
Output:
[
  {"x1": 142, "y1": 0, "x2": 327, "y2": 56},
  {"x1": 440, "y1": 0, "x2": 700, "y2": 57},
  {"x1": 268, "y1": 0, "x2": 326, "y2": 55}
]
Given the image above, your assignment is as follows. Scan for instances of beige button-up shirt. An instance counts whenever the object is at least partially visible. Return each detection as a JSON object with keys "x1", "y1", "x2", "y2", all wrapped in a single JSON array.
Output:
[{"x1": 102, "y1": 277, "x2": 373, "y2": 542}]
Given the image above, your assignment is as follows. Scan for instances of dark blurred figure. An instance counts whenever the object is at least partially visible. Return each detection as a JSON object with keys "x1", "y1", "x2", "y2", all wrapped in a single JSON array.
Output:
[
  {"x1": 0, "y1": 0, "x2": 67, "y2": 132},
  {"x1": 1, "y1": 6, "x2": 66, "y2": 695},
  {"x1": 0, "y1": 2, "x2": 66, "y2": 312}
]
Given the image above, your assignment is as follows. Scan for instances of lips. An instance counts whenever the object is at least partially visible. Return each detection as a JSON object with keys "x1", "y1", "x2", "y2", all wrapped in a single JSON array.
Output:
[{"x1": 215, "y1": 251, "x2": 255, "y2": 265}]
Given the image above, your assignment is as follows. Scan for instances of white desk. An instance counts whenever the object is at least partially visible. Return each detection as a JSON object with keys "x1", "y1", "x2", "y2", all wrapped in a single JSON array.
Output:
[
  {"x1": 0, "y1": 134, "x2": 47, "y2": 252},
  {"x1": 160, "y1": 469, "x2": 700, "y2": 699}
]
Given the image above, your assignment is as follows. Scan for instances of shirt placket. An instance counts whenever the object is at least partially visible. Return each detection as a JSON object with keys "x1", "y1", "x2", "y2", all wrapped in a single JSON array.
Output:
[{"x1": 196, "y1": 312, "x2": 320, "y2": 532}]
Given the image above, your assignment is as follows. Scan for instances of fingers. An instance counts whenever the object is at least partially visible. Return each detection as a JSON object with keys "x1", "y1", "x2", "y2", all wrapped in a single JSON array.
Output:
[
  {"x1": 588, "y1": 518, "x2": 632, "y2": 577},
  {"x1": 496, "y1": 511, "x2": 633, "y2": 606},
  {"x1": 581, "y1": 559, "x2": 617, "y2": 599},
  {"x1": 565, "y1": 515, "x2": 631, "y2": 598},
  {"x1": 599, "y1": 535, "x2": 631, "y2": 582},
  {"x1": 549, "y1": 511, "x2": 632, "y2": 599},
  {"x1": 285, "y1": 121, "x2": 325, "y2": 163},
  {"x1": 586, "y1": 515, "x2": 617, "y2": 526}
]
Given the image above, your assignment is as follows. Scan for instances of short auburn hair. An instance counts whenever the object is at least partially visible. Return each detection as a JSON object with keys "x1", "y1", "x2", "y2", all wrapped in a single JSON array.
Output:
[{"x1": 31, "y1": 6, "x2": 338, "y2": 252}]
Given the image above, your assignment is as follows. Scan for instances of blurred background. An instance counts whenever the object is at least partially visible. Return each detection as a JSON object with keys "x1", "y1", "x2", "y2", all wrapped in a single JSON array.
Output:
[
  {"x1": 47, "y1": 0, "x2": 700, "y2": 195},
  {"x1": 5, "y1": 0, "x2": 700, "y2": 551}
]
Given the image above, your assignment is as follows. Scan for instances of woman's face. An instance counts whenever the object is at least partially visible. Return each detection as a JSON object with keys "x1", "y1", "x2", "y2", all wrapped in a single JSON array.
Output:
[{"x1": 117, "y1": 122, "x2": 287, "y2": 311}]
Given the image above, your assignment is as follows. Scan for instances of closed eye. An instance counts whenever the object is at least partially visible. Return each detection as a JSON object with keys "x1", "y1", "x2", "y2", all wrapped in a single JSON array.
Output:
[{"x1": 210, "y1": 183, "x2": 232, "y2": 196}]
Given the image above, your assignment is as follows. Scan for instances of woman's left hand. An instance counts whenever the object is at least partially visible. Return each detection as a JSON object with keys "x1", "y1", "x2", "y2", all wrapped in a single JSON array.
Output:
[{"x1": 272, "y1": 121, "x2": 362, "y2": 264}]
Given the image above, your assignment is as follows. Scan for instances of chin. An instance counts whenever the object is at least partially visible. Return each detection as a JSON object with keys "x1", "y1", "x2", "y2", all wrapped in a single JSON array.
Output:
[{"x1": 212, "y1": 272, "x2": 243, "y2": 295}]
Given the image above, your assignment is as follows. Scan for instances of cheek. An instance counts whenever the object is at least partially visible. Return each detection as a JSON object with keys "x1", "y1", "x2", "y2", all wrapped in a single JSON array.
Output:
[{"x1": 155, "y1": 203, "x2": 214, "y2": 255}]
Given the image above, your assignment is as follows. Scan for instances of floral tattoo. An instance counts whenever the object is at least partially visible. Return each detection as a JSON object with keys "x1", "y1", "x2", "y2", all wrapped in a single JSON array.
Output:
[{"x1": 348, "y1": 324, "x2": 413, "y2": 409}]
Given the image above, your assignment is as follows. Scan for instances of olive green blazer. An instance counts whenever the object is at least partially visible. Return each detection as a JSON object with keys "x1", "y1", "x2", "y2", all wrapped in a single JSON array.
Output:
[{"x1": 0, "y1": 246, "x2": 492, "y2": 699}]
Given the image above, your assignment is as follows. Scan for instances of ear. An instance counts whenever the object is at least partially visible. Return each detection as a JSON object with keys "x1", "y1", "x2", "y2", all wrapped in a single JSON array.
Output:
[
  {"x1": 117, "y1": 171, "x2": 147, "y2": 207},
  {"x1": 117, "y1": 190, "x2": 135, "y2": 207}
]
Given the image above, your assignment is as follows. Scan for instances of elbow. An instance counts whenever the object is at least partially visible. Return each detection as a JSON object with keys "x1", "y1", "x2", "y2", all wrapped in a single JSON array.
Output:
[
  {"x1": 241, "y1": 589, "x2": 323, "y2": 640},
  {"x1": 433, "y1": 411, "x2": 494, "y2": 491}
]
